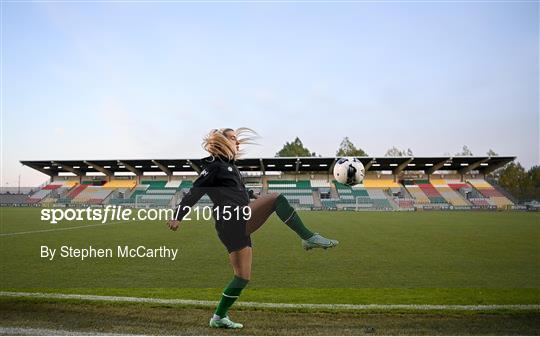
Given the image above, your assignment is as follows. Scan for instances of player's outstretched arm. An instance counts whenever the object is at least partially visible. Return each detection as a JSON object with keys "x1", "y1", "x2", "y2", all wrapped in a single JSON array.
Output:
[{"x1": 168, "y1": 164, "x2": 217, "y2": 231}]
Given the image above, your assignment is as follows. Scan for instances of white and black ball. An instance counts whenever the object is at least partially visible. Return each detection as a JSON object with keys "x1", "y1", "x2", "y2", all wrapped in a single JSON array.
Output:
[{"x1": 333, "y1": 157, "x2": 365, "y2": 186}]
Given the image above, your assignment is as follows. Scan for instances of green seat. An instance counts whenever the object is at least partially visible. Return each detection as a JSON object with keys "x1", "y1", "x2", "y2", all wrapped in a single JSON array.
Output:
[{"x1": 141, "y1": 181, "x2": 167, "y2": 189}]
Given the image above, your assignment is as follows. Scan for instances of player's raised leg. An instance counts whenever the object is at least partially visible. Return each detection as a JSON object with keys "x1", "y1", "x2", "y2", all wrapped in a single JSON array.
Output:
[{"x1": 246, "y1": 193, "x2": 339, "y2": 250}]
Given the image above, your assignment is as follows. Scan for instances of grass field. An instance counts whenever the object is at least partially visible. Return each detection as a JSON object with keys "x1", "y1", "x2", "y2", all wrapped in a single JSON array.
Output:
[{"x1": 1, "y1": 207, "x2": 539, "y2": 334}]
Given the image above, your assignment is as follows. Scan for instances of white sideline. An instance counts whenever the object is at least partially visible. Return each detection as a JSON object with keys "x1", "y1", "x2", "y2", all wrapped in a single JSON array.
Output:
[
  {"x1": 1, "y1": 291, "x2": 539, "y2": 311},
  {"x1": 0, "y1": 221, "x2": 130, "y2": 237},
  {"x1": 0, "y1": 326, "x2": 129, "y2": 336}
]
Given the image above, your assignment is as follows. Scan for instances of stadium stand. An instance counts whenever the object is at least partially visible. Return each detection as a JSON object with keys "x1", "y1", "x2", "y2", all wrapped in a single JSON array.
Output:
[{"x1": 15, "y1": 156, "x2": 520, "y2": 211}]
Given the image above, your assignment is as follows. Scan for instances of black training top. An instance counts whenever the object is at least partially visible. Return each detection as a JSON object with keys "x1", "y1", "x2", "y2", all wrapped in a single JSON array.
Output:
[{"x1": 173, "y1": 155, "x2": 250, "y2": 221}]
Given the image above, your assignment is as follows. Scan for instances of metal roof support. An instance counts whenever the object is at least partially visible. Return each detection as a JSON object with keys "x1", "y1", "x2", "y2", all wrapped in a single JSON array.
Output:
[
  {"x1": 187, "y1": 159, "x2": 201, "y2": 174},
  {"x1": 364, "y1": 158, "x2": 374, "y2": 171},
  {"x1": 151, "y1": 160, "x2": 171, "y2": 176},
  {"x1": 119, "y1": 161, "x2": 142, "y2": 176},
  {"x1": 84, "y1": 161, "x2": 112, "y2": 177},
  {"x1": 481, "y1": 159, "x2": 513, "y2": 175},
  {"x1": 259, "y1": 158, "x2": 265, "y2": 176},
  {"x1": 328, "y1": 158, "x2": 338, "y2": 174},
  {"x1": 392, "y1": 158, "x2": 413, "y2": 175},
  {"x1": 295, "y1": 158, "x2": 300, "y2": 176},
  {"x1": 53, "y1": 161, "x2": 82, "y2": 176},
  {"x1": 459, "y1": 158, "x2": 489, "y2": 175},
  {"x1": 427, "y1": 158, "x2": 451, "y2": 175}
]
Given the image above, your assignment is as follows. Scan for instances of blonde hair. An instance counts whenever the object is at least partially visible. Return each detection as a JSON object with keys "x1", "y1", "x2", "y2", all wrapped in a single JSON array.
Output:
[{"x1": 202, "y1": 127, "x2": 258, "y2": 160}]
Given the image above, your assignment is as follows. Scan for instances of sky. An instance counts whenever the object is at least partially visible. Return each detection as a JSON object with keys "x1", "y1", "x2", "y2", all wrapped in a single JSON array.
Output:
[{"x1": 1, "y1": 1, "x2": 539, "y2": 187}]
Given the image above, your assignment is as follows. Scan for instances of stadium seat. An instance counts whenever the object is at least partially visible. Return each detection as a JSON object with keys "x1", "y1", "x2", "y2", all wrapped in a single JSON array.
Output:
[
  {"x1": 310, "y1": 180, "x2": 331, "y2": 188},
  {"x1": 72, "y1": 186, "x2": 114, "y2": 204},
  {"x1": 268, "y1": 180, "x2": 314, "y2": 208},
  {"x1": 140, "y1": 180, "x2": 167, "y2": 189},
  {"x1": 467, "y1": 179, "x2": 513, "y2": 208},
  {"x1": 164, "y1": 180, "x2": 182, "y2": 189},
  {"x1": 403, "y1": 184, "x2": 430, "y2": 205},
  {"x1": 363, "y1": 178, "x2": 400, "y2": 188},
  {"x1": 103, "y1": 180, "x2": 137, "y2": 188}
]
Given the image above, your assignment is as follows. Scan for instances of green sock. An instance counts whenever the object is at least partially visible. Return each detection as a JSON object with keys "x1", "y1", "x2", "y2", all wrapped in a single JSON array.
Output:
[
  {"x1": 275, "y1": 194, "x2": 314, "y2": 240},
  {"x1": 214, "y1": 275, "x2": 249, "y2": 318}
]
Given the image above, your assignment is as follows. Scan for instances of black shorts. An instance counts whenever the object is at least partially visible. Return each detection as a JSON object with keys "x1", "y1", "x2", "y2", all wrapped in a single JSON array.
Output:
[{"x1": 215, "y1": 219, "x2": 252, "y2": 253}]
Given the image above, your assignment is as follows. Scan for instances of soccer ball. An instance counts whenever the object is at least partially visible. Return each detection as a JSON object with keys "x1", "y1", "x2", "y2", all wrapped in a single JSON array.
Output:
[{"x1": 333, "y1": 157, "x2": 365, "y2": 186}]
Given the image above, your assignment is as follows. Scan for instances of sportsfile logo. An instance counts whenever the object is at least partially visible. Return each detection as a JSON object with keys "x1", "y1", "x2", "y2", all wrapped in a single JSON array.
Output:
[
  {"x1": 40, "y1": 205, "x2": 252, "y2": 224},
  {"x1": 40, "y1": 206, "x2": 175, "y2": 224}
]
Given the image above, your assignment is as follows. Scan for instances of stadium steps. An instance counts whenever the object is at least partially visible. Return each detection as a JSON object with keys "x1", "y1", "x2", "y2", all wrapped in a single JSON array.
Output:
[
  {"x1": 399, "y1": 187, "x2": 412, "y2": 199},
  {"x1": 312, "y1": 191, "x2": 322, "y2": 208},
  {"x1": 101, "y1": 191, "x2": 116, "y2": 205},
  {"x1": 329, "y1": 183, "x2": 340, "y2": 199},
  {"x1": 58, "y1": 184, "x2": 77, "y2": 199},
  {"x1": 385, "y1": 192, "x2": 400, "y2": 209}
]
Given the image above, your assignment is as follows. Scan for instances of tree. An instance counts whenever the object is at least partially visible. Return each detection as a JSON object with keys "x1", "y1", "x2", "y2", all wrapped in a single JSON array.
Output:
[
  {"x1": 487, "y1": 149, "x2": 498, "y2": 156},
  {"x1": 384, "y1": 146, "x2": 413, "y2": 157},
  {"x1": 336, "y1": 137, "x2": 368, "y2": 157},
  {"x1": 526, "y1": 166, "x2": 540, "y2": 200},
  {"x1": 456, "y1": 145, "x2": 473, "y2": 156},
  {"x1": 275, "y1": 137, "x2": 314, "y2": 157},
  {"x1": 497, "y1": 162, "x2": 528, "y2": 201}
]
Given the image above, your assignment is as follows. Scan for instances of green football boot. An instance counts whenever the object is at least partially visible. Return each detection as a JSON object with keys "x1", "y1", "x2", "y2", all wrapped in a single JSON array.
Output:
[
  {"x1": 302, "y1": 233, "x2": 339, "y2": 250},
  {"x1": 209, "y1": 316, "x2": 243, "y2": 329}
]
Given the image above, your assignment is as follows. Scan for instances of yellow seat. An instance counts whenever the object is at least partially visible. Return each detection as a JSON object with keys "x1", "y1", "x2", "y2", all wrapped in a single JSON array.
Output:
[
  {"x1": 103, "y1": 180, "x2": 137, "y2": 188},
  {"x1": 363, "y1": 179, "x2": 400, "y2": 188},
  {"x1": 430, "y1": 179, "x2": 446, "y2": 186},
  {"x1": 467, "y1": 179, "x2": 492, "y2": 189}
]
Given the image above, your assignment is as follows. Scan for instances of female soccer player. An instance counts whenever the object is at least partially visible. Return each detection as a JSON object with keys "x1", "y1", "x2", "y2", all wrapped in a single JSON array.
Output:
[{"x1": 167, "y1": 128, "x2": 338, "y2": 329}]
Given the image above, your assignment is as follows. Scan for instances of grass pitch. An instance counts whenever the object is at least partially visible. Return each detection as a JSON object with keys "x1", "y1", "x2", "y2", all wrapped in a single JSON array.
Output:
[
  {"x1": 1, "y1": 207, "x2": 539, "y2": 334},
  {"x1": 1, "y1": 297, "x2": 539, "y2": 335}
]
